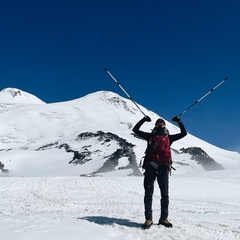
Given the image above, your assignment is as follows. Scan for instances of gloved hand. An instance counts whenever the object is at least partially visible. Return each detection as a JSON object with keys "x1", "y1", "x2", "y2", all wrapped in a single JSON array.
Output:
[
  {"x1": 143, "y1": 116, "x2": 151, "y2": 122},
  {"x1": 172, "y1": 116, "x2": 181, "y2": 122}
]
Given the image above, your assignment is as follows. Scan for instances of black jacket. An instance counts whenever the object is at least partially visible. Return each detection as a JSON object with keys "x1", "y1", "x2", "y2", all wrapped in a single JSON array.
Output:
[{"x1": 132, "y1": 118, "x2": 187, "y2": 145}]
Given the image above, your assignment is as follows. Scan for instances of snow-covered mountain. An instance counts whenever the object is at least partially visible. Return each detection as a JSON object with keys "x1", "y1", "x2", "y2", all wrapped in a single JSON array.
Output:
[
  {"x1": 0, "y1": 88, "x2": 45, "y2": 104},
  {"x1": 0, "y1": 88, "x2": 239, "y2": 177},
  {"x1": 1, "y1": 88, "x2": 240, "y2": 240}
]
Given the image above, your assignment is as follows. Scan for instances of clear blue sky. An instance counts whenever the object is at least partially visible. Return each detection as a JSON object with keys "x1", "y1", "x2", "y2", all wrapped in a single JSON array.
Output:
[{"x1": 1, "y1": 0, "x2": 240, "y2": 152}]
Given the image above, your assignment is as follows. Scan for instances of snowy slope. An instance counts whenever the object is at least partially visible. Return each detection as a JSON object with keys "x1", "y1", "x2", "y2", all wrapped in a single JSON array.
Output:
[
  {"x1": 0, "y1": 88, "x2": 240, "y2": 240},
  {"x1": 1, "y1": 171, "x2": 240, "y2": 240},
  {"x1": 0, "y1": 89, "x2": 239, "y2": 177},
  {"x1": 0, "y1": 88, "x2": 45, "y2": 104}
]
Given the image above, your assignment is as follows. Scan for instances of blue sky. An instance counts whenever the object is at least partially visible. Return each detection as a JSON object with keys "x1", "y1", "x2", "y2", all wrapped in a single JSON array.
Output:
[{"x1": 1, "y1": 0, "x2": 240, "y2": 152}]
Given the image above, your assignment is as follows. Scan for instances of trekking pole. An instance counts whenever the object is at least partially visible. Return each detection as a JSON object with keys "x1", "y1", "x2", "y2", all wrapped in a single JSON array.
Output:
[
  {"x1": 104, "y1": 67, "x2": 147, "y2": 117},
  {"x1": 177, "y1": 77, "x2": 229, "y2": 117}
]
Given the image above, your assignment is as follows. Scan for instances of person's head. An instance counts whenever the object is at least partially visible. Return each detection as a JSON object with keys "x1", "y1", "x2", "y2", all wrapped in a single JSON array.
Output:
[
  {"x1": 155, "y1": 118, "x2": 166, "y2": 127},
  {"x1": 152, "y1": 118, "x2": 169, "y2": 136}
]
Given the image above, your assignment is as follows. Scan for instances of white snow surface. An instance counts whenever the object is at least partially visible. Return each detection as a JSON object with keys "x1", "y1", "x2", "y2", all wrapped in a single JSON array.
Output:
[
  {"x1": 0, "y1": 88, "x2": 45, "y2": 104},
  {"x1": 1, "y1": 171, "x2": 240, "y2": 240},
  {"x1": 0, "y1": 88, "x2": 240, "y2": 239}
]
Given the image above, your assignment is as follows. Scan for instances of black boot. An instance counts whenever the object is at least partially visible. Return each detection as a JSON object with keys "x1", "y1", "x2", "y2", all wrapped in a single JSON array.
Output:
[{"x1": 158, "y1": 218, "x2": 173, "y2": 228}]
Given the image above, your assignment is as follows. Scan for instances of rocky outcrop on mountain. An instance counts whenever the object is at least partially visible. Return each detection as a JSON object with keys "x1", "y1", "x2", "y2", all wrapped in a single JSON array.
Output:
[
  {"x1": 100, "y1": 91, "x2": 138, "y2": 115},
  {"x1": 180, "y1": 147, "x2": 224, "y2": 171},
  {"x1": 36, "y1": 137, "x2": 224, "y2": 175},
  {"x1": 37, "y1": 131, "x2": 142, "y2": 176},
  {"x1": 74, "y1": 131, "x2": 141, "y2": 176}
]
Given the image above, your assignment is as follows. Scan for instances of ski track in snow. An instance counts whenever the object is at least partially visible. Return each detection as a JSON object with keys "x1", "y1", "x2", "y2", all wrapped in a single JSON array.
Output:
[{"x1": 0, "y1": 176, "x2": 240, "y2": 240}]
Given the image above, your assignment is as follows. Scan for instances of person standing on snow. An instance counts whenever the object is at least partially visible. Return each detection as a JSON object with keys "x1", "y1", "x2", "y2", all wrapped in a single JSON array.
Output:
[{"x1": 132, "y1": 115, "x2": 187, "y2": 229}]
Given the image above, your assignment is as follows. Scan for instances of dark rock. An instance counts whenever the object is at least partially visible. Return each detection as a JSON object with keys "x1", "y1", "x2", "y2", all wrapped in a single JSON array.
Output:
[{"x1": 180, "y1": 147, "x2": 224, "y2": 171}]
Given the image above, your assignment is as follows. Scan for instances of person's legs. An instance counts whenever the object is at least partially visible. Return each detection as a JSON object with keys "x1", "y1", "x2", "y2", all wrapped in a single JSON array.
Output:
[
  {"x1": 143, "y1": 165, "x2": 157, "y2": 221},
  {"x1": 157, "y1": 165, "x2": 170, "y2": 221}
]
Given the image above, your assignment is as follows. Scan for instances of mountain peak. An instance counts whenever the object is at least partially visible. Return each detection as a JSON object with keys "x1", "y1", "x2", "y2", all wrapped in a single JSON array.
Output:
[
  {"x1": 0, "y1": 88, "x2": 45, "y2": 104},
  {"x1": 83, "y1": 91, "x2": 143, "y2": 116}
]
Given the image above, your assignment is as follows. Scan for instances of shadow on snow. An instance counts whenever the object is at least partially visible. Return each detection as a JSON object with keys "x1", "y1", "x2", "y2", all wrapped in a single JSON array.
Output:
[{"x1": 79, "y1": 216, "x2": 142, "y2": 228}]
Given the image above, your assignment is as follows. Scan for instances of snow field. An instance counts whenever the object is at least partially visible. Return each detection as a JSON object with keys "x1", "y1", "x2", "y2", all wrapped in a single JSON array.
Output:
[{"x1": 0, "y1": 172, "x2": 240, "y2": 240}]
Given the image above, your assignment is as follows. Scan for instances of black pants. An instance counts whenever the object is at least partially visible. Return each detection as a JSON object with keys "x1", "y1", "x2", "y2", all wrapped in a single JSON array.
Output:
[{"x1": 143, "y1": 164, "x2": 169, "y2": 221}]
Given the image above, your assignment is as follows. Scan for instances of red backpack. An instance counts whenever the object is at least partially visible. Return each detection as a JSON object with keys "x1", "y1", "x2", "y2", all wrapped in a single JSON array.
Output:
[{"x1": 143, "y1": 135, "x2": 172, "y2": 169}]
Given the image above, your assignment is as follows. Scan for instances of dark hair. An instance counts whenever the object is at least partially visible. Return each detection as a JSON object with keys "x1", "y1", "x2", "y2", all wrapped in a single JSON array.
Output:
[{"x1": 155, "y1": 118, "x2": 165, "y2": 125}]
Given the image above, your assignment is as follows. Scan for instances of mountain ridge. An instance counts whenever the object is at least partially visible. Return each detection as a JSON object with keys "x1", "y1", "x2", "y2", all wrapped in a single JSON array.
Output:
[{"x1": 0, "y1": 88, "x2": 239, "y2": 177}]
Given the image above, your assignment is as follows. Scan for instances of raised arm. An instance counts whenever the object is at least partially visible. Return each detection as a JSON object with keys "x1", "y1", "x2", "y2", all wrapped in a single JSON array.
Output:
[
  {"x1": 132, "y1": 116, "x2": 151, "y2": 141},
  {"x1": 169, "y1": 116, "x2": 187, "y2": 144}
]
